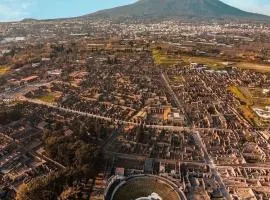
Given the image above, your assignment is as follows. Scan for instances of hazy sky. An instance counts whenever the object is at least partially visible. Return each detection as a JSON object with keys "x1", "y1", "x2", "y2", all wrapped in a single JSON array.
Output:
[{"x1": 0, "y1": 0, "x2": 269, "y2": 22}]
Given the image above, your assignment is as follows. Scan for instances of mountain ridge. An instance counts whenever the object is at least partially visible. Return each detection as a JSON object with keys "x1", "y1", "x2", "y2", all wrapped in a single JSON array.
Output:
[{"x1": 86, "y1": 0, "x2": 270, "y2": 21}]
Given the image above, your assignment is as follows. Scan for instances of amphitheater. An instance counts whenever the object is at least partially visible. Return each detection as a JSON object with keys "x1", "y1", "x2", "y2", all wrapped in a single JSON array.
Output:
[{"x1": 105, "y1": 175, "x2": 187, "y2": 200}]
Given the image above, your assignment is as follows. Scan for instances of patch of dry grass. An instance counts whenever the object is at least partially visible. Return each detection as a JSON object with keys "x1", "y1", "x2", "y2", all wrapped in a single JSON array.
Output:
[
  {"x1": 36, "y1": 92, "x2": 59, "y2": 103},
  {"x1": 237, "y1": 62, "x2": 270, "y2": 73},
  {"x1": 152, "y1": 47, "x2": 270, "y2": 73},
  {"x1": 152, "y1": 49, "x2": 182, "y2": 67},
  {"x1": 0, "y1": 66, "x2": 10, "y2": 75},
  {"x1": 228, "y1": 85, "x2": 252, "y2": 105},
  {"x1": 228, "y1": 85, "x2": 269, "y2": 126}
]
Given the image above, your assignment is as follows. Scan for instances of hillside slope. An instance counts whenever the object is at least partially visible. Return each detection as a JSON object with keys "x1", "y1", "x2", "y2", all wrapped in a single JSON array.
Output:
[{"x1": 87, "y1": 0, "x2": 269, "y2": 20}]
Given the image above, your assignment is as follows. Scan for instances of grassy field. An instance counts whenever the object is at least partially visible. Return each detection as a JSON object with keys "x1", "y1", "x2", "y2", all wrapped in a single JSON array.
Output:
[
  {"x1": 249, "y1": 88, "x2": 270, "y2": 98},
  {"x1": 36, "y1": 92, "x2": 59, "y2": 103},
  {"x1": 228, "y1": 85, "x2": 270, "y2": 126},
  {"x1": 180, "y1": 55, "x2": 225, "y2": 69},
  {"x1": 228, "y1": 86, "x2": 252, "y2": 105},
  {"x1": 237, "y1": 62, "x2": 270, "y2": 73},
  {"x1": 113, "y1": 177, "x2": 180, "y2": 200},
  {"x1": 0, "y1": 66, "x2": 10, "y2": 75},
  {"x1": 152, "y1": 48, "x2": 270, "y2": 72},
  {"x1": 240, "y1": 105, "x2": 260, "y2": 126},
  {"x1": 229, "y1": 86, "x2": 270, "y2": 106},
  {"x1": 171, "y1": 75, "x2": 185, "y2": 84},
  {"x1": 152, "y1": 49, "x2": 183, "y2": 67},
  {"x1": 152, "y1": 48, "x2": 225, "y2": 69}
]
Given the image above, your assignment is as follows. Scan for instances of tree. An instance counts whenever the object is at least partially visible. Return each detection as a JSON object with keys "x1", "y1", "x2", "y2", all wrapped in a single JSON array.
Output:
[{"x1": 0, "y1": 76, "x2": 7, "y2": 86}]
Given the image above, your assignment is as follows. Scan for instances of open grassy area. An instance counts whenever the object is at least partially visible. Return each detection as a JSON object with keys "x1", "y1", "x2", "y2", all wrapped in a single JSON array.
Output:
[
  {"x1": 246, "y1": 88, "x2": 270, "y2": 107},
  {"x1": 172, "y1": 75, "x2": 185, "y2": 84},
  {"x1": 228, "y1": 85, "x2": 270, "y2": 126},
  {"x1": 240, "y1": 105, "x2": 261, "y2": 126},
  {"x1": 229, "y1": 86, "x2": 270, "y2": 107},
  {"x1": 36, "y1": 92, "x2": 59, "y2": 103},
  {"x1": 228, "y1": 85, "x2": 252, "y2": 105},
  {"x1": 180, "y1": 55, "x2": 225, "y2": 69},
  {"x1": 237, "y1": 62, "x2": 270, "y2": 73},
  {"x1": 0, "y1": 66, "x2": 10, "y2": 75},
  {"x1": 152, "y1": 49, "x2": 183, "y2": 67},
  {"x1": 113, "y1": 177, "x2": 180, "y2": 200},
  {"x1": 228, "y1": 85, "x2": 255, "y2": 124},
  {"x1": 249, "y1": 88, "x2": 270, "y2": 98},
  {"x1": 152, "y1": 48, "x2": 270, "y2": 72},
  {"x1": 152, "y1": 48, "x2": 225, "y2": 69}
]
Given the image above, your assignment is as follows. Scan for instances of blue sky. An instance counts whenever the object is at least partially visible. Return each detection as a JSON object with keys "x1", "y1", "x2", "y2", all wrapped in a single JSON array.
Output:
[{"x1": 0, "y1": 0, "x2": 269, "y2": 22}]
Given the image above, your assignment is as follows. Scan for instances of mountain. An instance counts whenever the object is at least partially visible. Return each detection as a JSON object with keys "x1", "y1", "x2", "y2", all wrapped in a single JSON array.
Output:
[
  {"x1": 88, "y1": 0, "x2": 269, "y2": 21},
  {"x1": 21, "y1": 18, "x2": 38, "y2": 22}
]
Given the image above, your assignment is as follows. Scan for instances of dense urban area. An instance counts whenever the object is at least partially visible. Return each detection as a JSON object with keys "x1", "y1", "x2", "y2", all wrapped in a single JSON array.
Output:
[{"x1": 0, "y1": 17, "x2": 270, "y2": 200}]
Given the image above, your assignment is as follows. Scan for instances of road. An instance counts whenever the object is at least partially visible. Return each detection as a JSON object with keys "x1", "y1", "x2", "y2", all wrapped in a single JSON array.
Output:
[
  {"x1": 1, "y1": 82, "x2": 239, "y2": 133},
  {"x1": 161, "y1": 72, "x2": 186, "y2": 115},
  {"x1": 192, "y1": 132, "x2": 232, "y2": 200},
  {"x1": 161, "y1": 73, "x2": 232, "y2": 200},
  {"x1": 0, "y1": 132, "x2": 66, "y2": 170},
  {"x1": 17, "y1": 88, "x2": 232, "y2": 199},
  {"x1": 1, "y1": 80, "x2": 253, "y2": 200},
  {"x1": 0, "y1": 81, "x2": 52, "y2": 99},
  {"x1": 20, "y1": 97, "x2": 236, "y2": 133},
  {"x1": 105, "y1": 151, "x2": 206, "y2": 166}
]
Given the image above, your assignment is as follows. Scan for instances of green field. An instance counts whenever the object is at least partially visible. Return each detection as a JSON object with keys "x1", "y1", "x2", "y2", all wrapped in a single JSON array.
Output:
[{"x1": 113, "y1": 177, "x2": 180, "y2": 200}]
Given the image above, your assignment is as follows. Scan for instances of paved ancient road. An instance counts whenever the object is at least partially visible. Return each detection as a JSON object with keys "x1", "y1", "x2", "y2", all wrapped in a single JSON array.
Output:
[
  {"x1": 21, "y1": 97, "x2": 237, "y2": 133},
  {"x1": 0, "y1": 132, "x2": 66, "y2": 170},
  {"x1": 192, "y1": 132, "x2": 232, "y2": 200},
  {"x1": 161, "y1": 73, "x2": 232, "y2": 200},
  {"x1": 19, "y1": 95, "x2": 232, "y2": 199},
  {"x1": 161, "y1": 72, "x2": 186, "y2": 115},
  {"x1": 0, "y1": 82, "x2": 246, "y2": 200}
]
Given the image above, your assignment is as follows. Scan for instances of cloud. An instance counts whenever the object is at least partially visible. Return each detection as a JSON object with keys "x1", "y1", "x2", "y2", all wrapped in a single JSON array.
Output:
[{"x1": 0, "y1": 0, "x2": 34, "y2": 22}]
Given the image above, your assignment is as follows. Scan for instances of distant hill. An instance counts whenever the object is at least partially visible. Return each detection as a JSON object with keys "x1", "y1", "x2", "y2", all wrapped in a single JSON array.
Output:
[
  {"x1": 21, "y1": 18, "x2": 38, "y2": 22},
  {"x1": 86, "y1": 0, "x2": 270, "y2": 21}
]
